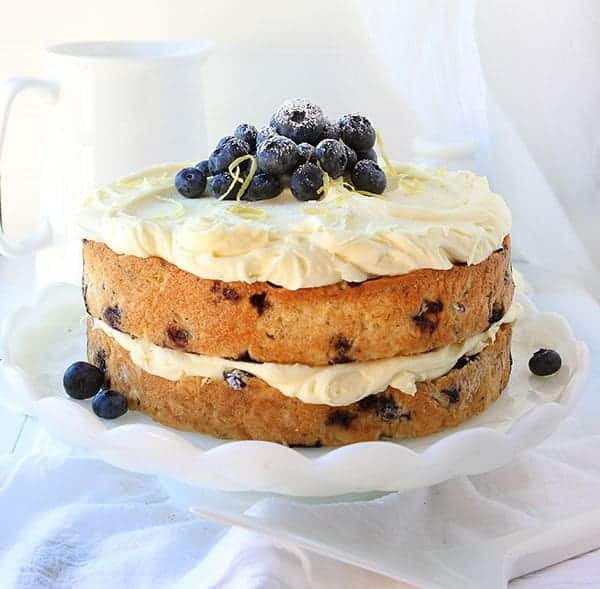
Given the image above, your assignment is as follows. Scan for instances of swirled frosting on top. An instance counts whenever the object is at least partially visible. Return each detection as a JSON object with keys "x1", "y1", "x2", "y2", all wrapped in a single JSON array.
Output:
[{"x1": 78, "y1": 162, "x2": 511, "y2": 290}]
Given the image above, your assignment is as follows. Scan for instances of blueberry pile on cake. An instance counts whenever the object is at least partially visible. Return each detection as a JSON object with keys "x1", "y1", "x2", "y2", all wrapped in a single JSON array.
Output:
[{"x1": 78, "y1": 99, "x2": 520, "y2": 446}]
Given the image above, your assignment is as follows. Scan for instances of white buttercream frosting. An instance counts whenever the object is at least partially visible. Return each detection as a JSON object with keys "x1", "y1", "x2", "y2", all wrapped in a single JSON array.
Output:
[
  {"x1": 78, "y1": 161, "x2": 511, "y2": 290},
  {"x1": 92, "y1": 303, "x2": 520, "y2": 407}
]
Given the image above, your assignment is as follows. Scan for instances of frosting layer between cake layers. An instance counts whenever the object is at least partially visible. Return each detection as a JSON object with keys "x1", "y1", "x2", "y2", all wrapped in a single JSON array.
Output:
[
  {"x1": 92, "y1": 302, "x2": 520, "y2": 407},
  {"x1": 78, "y1": 162, "x2": 511, "y2": 290}
]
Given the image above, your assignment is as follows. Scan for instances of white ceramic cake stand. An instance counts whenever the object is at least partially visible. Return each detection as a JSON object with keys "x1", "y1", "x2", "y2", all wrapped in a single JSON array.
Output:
[{"x1": 0, "y1": 283, "x2": 588, "y2": 497}]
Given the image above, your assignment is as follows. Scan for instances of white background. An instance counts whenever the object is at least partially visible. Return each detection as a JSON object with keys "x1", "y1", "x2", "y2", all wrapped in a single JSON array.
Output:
[
  {"x1": 0, "y1": 0, "x2": 598, "y2": 265},
  {"x1": 0, "y1": 1, "x2": 598, "y2": 586}
]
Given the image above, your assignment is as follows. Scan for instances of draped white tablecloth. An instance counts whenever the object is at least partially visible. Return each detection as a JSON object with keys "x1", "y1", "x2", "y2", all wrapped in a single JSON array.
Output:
[
  {"x1": 0, "y1": 1, "x2": 598, "y2": 585},
  {"x1": 0, "y1": 417, "x2": 599, "y2": 588}
]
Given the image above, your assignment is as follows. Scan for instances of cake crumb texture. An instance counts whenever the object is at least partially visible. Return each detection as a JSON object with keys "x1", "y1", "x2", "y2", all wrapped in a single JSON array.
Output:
[
  {"x1": 83, "y1": 238, "x2": 514, "y2": 366},
  {"x1": 87, "y1": 322, "x2": 512, "y2": 446}
]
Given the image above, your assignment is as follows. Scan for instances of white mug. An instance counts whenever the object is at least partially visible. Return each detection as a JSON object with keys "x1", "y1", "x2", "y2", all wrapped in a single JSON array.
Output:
[{"x1": 0, "y1": 41, "x2": 211, "y2": 283}]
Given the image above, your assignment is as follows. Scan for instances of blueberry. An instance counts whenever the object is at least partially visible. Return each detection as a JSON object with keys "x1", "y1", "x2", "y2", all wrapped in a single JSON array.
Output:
[
  {"x1": 256, "y1": 126, "x2": 277, "y2": 146},
  {"x1": 344, "y1": 145, "x2": 358, "y2": 172},
  {"x1": 210, "y1": 172, "x2": 238, "y2": 200},
  {"x1": 351, "y1": 160, "x2": 387, "y2": 194},
  {"x1": 297, "y1": 142, "x2": 315, "y2": 163},
  {"x1": 175, "y1": 167, "x2": 207, "y2": 198},
  {"x1": 208, "y1": 136, "x2": 250, "y2": 174},
  {"x1": 234, "y1": 123, "x2": 258, "y2": 152},
  {"x1": 338, "y1": 114, "x2": 376, "y2": 151},
  {"x1": 320, "y1": 120, "x2": 341, "y2": 141},
  {"x1": 63, "y1": 361, "x2": 104, "y2": 400},
  {"x1": 257, "y1": 135, "x2": 299, "y2": 175},
  {"x1": 209, "y1": 136, "x2": 239, "y2": 171},
  {"x1": 92, "y1": 389, "x2": 128, "y2": 419},
  {"x1": 270, "y1": 99, "x2": 325, "y2": 144},
  {"x1": 223, "y1": 369, "x2": 251, "y2": 390},
  {"x1": 315, "y1": 139, "x2": 348, "y2": 178},
  {"x1": 195, "y1": 160, "x2": 210, "y2": 176},
  {"x1": 489, "y1": 304, "x2": 505, "y2": 325},
  {"x1": 290, "y1": 163, "x2": 324, "y2": 201},
  {"x1": 216, "y1": 135, "x2": 235, "y2": 148},
  {"x1": 242, "y1": 172, "x2": 282, "y2": 201},
  {"x1": 529, "y1": 349, "x2": 562, "y2": 376},
  {"x1": 356, "y1": 148, "x2": 378, "y2": 163}
]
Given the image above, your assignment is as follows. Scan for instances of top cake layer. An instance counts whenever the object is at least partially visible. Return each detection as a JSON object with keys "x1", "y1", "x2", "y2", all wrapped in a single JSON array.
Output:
[{"x1": 78, "y1": 162, "x2": 511, "y2": 290}]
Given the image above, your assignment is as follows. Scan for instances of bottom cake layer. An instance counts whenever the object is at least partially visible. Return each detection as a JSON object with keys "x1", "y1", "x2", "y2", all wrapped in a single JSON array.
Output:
[{"x1": 87, "y1": 324, "x2": 512, "y2": 446}]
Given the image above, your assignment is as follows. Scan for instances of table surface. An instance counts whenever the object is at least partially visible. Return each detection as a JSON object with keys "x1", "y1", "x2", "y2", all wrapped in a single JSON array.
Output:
[{"x1": 0, "y1": 255, "x2": 598, "y2": 588}]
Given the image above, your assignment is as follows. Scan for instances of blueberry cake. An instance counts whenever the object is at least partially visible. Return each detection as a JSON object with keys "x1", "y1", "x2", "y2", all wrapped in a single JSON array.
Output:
[{"x1": 79, "y1": 99, "x2": 518, "y2": 446}]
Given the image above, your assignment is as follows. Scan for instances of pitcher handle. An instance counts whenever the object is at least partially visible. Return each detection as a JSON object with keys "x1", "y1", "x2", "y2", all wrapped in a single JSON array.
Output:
[{"x1": 0, "y1": 77, "x2": 59, "y2": 256}]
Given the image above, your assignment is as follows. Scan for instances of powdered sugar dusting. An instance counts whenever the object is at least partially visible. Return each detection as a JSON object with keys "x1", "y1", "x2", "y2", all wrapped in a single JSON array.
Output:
[{"x1": 271, "y1": 98, "x2": 325, "y2": 144}]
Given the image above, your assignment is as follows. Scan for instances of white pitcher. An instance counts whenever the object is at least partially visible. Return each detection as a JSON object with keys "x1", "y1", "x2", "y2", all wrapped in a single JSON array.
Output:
[{"x1": 0, "y1": 40, "x2": 211, "y2": 283}]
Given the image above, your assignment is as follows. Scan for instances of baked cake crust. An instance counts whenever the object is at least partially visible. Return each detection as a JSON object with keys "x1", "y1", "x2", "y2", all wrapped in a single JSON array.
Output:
[
  {"x1": 87, "y1": 322, "x2": 512, "y2": 446},
  {"x1": 83, "y1": 238, "x2": 513, "y2": 366}
]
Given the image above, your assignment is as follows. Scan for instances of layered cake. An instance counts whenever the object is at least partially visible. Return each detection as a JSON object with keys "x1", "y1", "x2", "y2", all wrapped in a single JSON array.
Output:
[{"x1": 77, "y1": 100, "x2": 518, "y2": 446}]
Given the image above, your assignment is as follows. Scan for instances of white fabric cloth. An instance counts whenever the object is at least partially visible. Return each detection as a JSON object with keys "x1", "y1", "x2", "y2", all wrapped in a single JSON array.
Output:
[
  {"x1": 0, "y1": 417, "x2": 599, "y2": 589},
  {"x1": 0, "y1": 2, "x2": 598, "y2": 587}
]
